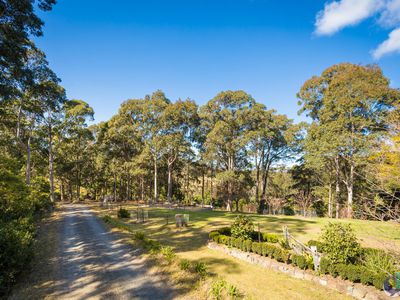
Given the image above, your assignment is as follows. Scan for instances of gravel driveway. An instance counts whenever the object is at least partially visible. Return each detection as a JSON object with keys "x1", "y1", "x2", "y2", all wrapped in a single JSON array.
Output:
[{"x1": 50, "y1": 204, "x2": 174, "y2": 300}]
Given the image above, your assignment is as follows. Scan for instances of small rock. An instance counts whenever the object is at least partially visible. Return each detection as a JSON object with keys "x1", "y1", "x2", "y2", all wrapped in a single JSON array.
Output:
[{"x1": 352, "y1": 286, "x2": 368, "y2": 299}]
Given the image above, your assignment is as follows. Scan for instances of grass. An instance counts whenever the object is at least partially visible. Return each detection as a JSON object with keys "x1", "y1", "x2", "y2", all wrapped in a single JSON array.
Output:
[{"x1": 96, "y1": 205, "x2": 400, "y2": 299}]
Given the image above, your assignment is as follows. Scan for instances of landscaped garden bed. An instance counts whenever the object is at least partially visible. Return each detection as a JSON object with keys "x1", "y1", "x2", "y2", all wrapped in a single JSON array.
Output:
[{"x1": 209, "y1": 216, "x2": 400, "y2": 299}]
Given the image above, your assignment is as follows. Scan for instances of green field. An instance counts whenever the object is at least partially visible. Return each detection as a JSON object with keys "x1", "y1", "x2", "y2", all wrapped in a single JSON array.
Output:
[{"x1": 98, "y1": 205, "x2": 400, "y2": 299}]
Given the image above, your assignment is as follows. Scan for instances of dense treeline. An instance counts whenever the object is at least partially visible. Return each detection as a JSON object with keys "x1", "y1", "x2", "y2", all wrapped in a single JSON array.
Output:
[{"x1": 1, "y1": 0, "x2": 400, "y2": 295}]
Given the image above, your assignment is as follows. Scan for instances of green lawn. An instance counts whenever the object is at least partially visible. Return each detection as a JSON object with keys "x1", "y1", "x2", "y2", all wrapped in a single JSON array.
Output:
[{"x1": 99, "y1": 205, "x2": 400, "y2": 299}]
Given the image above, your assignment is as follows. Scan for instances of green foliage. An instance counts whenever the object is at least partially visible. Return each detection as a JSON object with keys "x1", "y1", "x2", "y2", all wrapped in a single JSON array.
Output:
[
  {"x1": 209, "y1": 231, "x2": 220, "y2": 243},
  {"x1": 231, "y1": 215, "x2": 254, "y2": 240},
  {"x1": 133, "y1": 231, "x2": 145, "y2": 241},
  {"x1": 209, "y1": 279, "x2": 241, "y2": 300},
  {"x1": 319, "y1": 257, "x2": 330, "y2": 274},
  {"x1": 218, "y1": 227, "x2": 231, "y2": 236},
  {"x1": 160, "y1": 246, "x2": 176, "y2": 264},
  {"x1": 117, "y1": 208, "x2": 130, "y2": 218},
  {"x1": 252, "y1": 242, "x2": 261, "y2": 255},
  {"x1": 193, "y1": 261, "x2": 207, "y2": 278},
  {"x1": 243, "y1": 240, "x2": 252, "y2": 252},
  {"x1": 179, "y1": 259, "x2": 191, "y2": 271},
  {"x1": 362, "y1": 248, "x2": 397, "y2": 275},
  {"x1": 210, "y1": 279, "x2": 226, "y2": 300},
  {"x1": 291, "y1": 254, "x2": 308, "y2": 270},
  {"x1": 373, "y1": 273, "x2": 387, "y2": 290},
  {"x1": 320, "y1": 223, "x2": 361, "y2": 264},
  {"x1": 102, "y1": 215, "x2": 112, "y2": 223},
  {"x1": 307, "y1": 240, "x2": 325, "y2": 251},
  {"x1": 262, "y1": 233, "x2": 279, "y2": 243},
  {"x1": 219, "y1": 235, "x2": 229, "y2": 245}
]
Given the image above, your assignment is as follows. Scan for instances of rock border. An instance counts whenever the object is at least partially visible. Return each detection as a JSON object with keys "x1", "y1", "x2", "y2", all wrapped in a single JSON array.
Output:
[{"x1": 207, "y1": 241, "x2": 393, "y2": 300}]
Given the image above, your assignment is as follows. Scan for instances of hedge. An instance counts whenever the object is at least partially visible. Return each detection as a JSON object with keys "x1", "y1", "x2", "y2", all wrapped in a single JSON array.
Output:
[{"x1": 262, "y1": 233, "x2": 279, "y2": 243}]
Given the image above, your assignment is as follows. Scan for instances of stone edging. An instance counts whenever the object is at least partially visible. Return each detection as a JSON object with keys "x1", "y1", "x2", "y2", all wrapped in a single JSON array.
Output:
[{"x1": 207, "y1": 241, "x2": 393, "y2": 300}]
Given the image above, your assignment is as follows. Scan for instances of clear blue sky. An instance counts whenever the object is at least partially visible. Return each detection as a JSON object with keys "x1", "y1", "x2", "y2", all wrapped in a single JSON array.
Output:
[{"x1": 35, "y1": 0, "x2": 400, "y2": 123}]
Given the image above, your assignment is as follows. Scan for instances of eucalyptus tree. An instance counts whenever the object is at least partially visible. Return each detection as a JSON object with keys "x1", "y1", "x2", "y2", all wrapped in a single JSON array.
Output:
[
  {"x1": 199, "y1": 90, "x2": 255, "y2": 211},
  {"x1": 160, "y1": 99, "x2": 199, "y2": 202},
  {"x1": 246, "y1": 103, "x2": 302, "y2": 212},
  {"x1": 0, "y1": 0, "x2": 56, "y2": 100},
  {"x1": 298, "y1": 63, "x2": 400, "y2": 218},
  {"x1": 58, "y1": 99, "x2": 94, "y2": 201}
]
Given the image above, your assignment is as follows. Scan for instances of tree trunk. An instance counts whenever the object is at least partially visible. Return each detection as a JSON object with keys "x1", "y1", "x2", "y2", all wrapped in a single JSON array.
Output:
[
  {"x1": 154, "y1": 157, "x2": 158, "y2": 203},
  {"x1": 113, "y1": 172, "x2": 117, "y2": 202},
  {"x1": 259, "y1": 162, "x2": 271, "y2": 213},
  {"x1": 167, "y1": 163, "x2": 172, "y2": 202},
  {"x1": 26, "y1": 135, "x2": 31, "y2": 185},
  {"x1": 201, "y1": 168, "x2": 205, "y2": 207},
  {"x1": 141, "y1": 176, "x2": 144, "y2": 202},
  {"x1": 335, "y1": 155, "x2": 340, "y2": 219},
  {"x1": 328, "y1": 183, "x2": 332, "y2": 218},
  {"x1": 48, "y1": 117, "x2": 55, "y2": 203},
  {"x1": 346, "y1": 160, "x2": 354, "y2": 218}
]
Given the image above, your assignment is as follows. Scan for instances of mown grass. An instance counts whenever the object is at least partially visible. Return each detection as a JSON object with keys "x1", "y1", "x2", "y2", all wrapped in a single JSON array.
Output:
[{"x1": 95, "y1": 205, "x2": 400, "y2": 299}]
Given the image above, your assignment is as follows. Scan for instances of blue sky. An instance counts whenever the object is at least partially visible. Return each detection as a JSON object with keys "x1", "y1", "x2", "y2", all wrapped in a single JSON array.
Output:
[{"x1": 35, "y1": 0, "x2": 400, "y2": 123}]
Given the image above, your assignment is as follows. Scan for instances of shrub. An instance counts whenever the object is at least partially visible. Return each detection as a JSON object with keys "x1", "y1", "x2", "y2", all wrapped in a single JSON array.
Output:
[
  {"x1": 102, "y1": 215, "x2": 112, "y2": 223},
  {"x1": 345, "y1": 265, "x2": 362, "y2": 282},
  {"x1": 360, "y1": 268, "x2": 375, "y2": 285},
  {"x1": 280, "y1": 249, "x2": 291, "y2": 264},
  {"x1": 231, "y1": 215, "x2": 254, "y2": 240},
  {"x1": 362, "y1": 248, "x2": 397, "y2": 275},
  {"x1": 194, "y1": 261, "x2": 207, "y2": 278},
  {"x1": 307, "y1": 240, "x2": 325, "y2": 251},
  {"x1": 0, "y1": 220, "x2": 34, "y2": 296},
  {"x1": 373, "y1": 273, "x2": 387, "y2": 290},
  {"x1": 320, "y1": 223, "x2": 361, "y2": 264},
  {"x1": 278, "y1": 238, "x2": 291, "y2": 250},
  {"x1": 219, "y1": 235, "x2": 229, "y2": 245},
  {"x1": 218, "y1": 227, "x2": 231, "y2": 236},
  {"x1": 262, "y1": 233, "x2": 279, "y2": 243},
  {"x1": 117, "y1": 208, "x2": 130, "y2": 218},
  {"x1": 133, "y1": 231, "x2": 145, "y2": 240},
  {"x1": 336, "y1": 264, "x2": 350, "y2": 280},
  {"x1": 319, "y1": 257, "x2": 330, "y2": 274},
  {"x1": 252, "y1": 242, "x2": 261, "y2": 255},
  {"x1": 209, "y1": 231, "x2": 220, "y2": 243},
  {"x1": 179, "y1": 259, "x2": 191, "y2": 271},
  {"x1": 160, "y1": 246, "x2": 176, "y2": 264},
  {"x1": 292, "y1": 254, "x2": 308, "y2": 269},
  {"x1": 265, "y1": 244, "x2": 276, "y2": 257},
  {"x1": 144, "y1": 239, "x2": 161, "y2": 252},
  {"x1": 244, "y1": 240, "x2": 252, "y2": 252}
]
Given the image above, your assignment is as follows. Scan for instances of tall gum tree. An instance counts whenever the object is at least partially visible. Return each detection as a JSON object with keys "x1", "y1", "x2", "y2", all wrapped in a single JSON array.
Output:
[
  {"x1": 200, "y1": 90, "x2": 254, "y2": 211},
  {"x1": 298, "y1": 63, "x2": 400, "y2": 218}
]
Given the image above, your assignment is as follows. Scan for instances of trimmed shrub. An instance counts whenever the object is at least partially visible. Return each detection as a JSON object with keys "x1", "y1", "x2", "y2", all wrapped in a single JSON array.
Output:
[
  {"x1": 360, "y1": 268, "x2": 375, "y2": 285},
  {"x1": 244, "y1": 240, "x2": 252, "y2": 252},
  {"x1": 280, "y1": 249, "x2": 291, "y2": 264},
  {"x1": 292, "y1": 254, "x2": 308, "y2": 269},
  {"x1": 320, "y1": 223, "x2": 361, "y2": 264},
  {"x1": 252, "y1": 242, "x2": 261, "y2": 255},
  {"x1": 278, "y1": 238, "x2": 291, "y2": 250},
  {"x1": 319, "y1": 257, "x2": 330, "y2": 274},
  {"x1": 209, "y1": 231, "x2": 220, "y2": 243},
  {"x1": 231, "y1": 215, "x2": 254, "y2": 240},
  {"x1": 262, "y1": 233, "x2": 279, "y2": 243},
  {"x1": 265, "y1": 244, "x2": 276, "y2": 257},
  {"x1": 219, "y1": 235, "x2": 229, "y2": 245},
  {"x1": 345, "y1": 265, "x2": 362, "y2": 282},
  {"x1": 102, "y1": 215, "x2": 112, "y2": 223},
  {"x1": 117, "y1": 208, "x2": 130, "y2": 218}
]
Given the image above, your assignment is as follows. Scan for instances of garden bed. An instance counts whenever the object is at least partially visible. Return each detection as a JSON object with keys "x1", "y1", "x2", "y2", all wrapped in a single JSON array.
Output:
[{"x1": 208, "y1": 241, "x2": 392, "y2": 300}]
